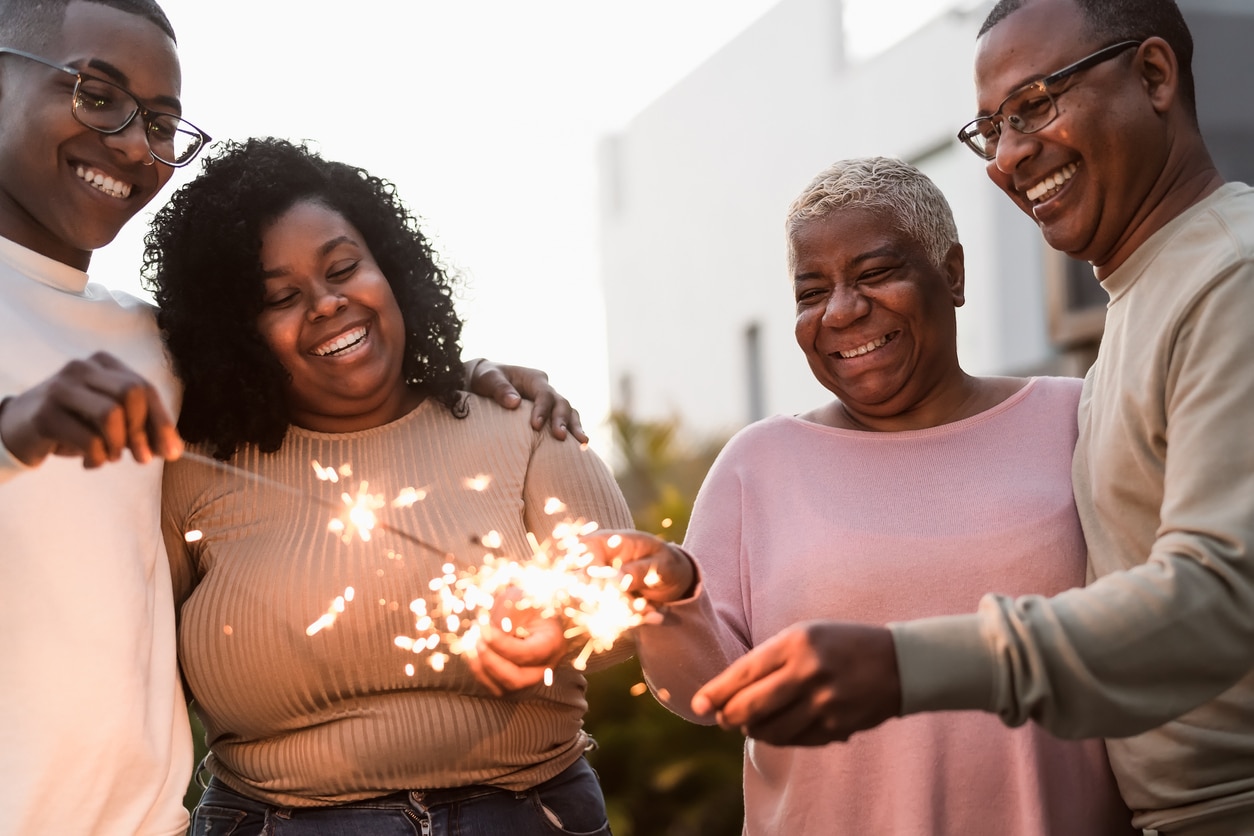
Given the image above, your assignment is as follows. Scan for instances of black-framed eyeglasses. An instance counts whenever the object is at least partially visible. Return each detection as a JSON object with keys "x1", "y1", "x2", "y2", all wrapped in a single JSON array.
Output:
[
  {"x1": 956, "y1": 40, "x2": 1142, "y2": 161},
  {"x1": 0, "y1": 46, "x2": 210, "y2": 167}
]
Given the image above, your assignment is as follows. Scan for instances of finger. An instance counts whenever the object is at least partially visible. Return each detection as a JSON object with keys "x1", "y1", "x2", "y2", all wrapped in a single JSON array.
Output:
[
  {"x1": 564, "y1": 408, "x2": 588, "y2": 445},
  {"x1": 44, "y1": 377, "x2": 131, "y2": 463},
  {"x1": 692, "y1": 640, "x2": 791, "y2": 718},
  {"x1": 119, "y1": 379, "x2": 154, "y2": 464},
  {"x1": 480, "y1": 618, "x2": 565, "y2": 667},
  {"x1": 582, "y1": 530, "x2": 669, "y2": 566},
  {"x1": 471, "y1": 638, "x2": 550, "y2": 694},
  {"x1": 140, "y1": 383, "x2": 183, "y2": 460},
  {"x1": 80, "y1": 355, "x2": 179, "y2": 462},
  {"x1": 715, "y1": 665, "x2": 808, "y2": 731},
  {"x1": 544, "y1": 397, "x2": 576, "y2": 441},
  {"x1": 473, "y1": 366, "x2": 523, "y2": 410},
  {"x1": 462, "y1": 644, "x2": 506, "y2": 697},
  {"x1": 619, "y1": 549, "x2": 694, "y2": 603},
  {"x1": 529, "y1": 390, "x2": 556, "y2": 434}
]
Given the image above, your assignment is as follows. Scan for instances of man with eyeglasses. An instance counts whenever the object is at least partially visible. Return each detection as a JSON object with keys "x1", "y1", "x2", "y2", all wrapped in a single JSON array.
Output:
[
  {"x1": 688, "y1": 0, "x2": 1254, "y2": 832},
  {"x1": 0, "y1": 2, "x2": 582, "y2": 834}
]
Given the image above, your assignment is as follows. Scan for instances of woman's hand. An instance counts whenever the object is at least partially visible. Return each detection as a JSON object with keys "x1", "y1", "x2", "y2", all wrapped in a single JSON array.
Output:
[
  {"x1": 583, "y1": 530, "x2": 697, "y2": 605},
  {"x1": 464, "y1": 598, "x2": 568, "y2": 697},
  {"x1": 464, "y1": 359, "x2": 587, "y2": 443}
]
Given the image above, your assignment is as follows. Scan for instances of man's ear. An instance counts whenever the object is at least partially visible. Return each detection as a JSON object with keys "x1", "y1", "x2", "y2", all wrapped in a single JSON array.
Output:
[
  {"x1": 943, "y1": 242, "x2": 966, "y2": 308},
  {"x1": 1137, "y1": 36, "x2": 1180, "y2": 116}
]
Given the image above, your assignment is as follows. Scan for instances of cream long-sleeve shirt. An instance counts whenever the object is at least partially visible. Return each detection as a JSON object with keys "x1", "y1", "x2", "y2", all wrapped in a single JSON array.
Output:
[
  {"x1": 0, "y1": 236, "x2": 191, "y2": 836},
  {"x1": 892, "y1": 183, "x2": 1254, "y2": 834}
]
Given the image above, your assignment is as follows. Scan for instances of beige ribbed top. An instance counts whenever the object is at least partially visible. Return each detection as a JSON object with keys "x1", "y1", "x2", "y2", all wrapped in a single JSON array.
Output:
[{"x1": 161, "y1": 393, "x2": 633, "y2": 807}]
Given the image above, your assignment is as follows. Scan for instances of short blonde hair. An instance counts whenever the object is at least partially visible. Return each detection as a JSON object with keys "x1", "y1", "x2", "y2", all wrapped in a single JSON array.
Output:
[{"x1": 786, "y1": 157, "x2": 959, "y2": 270}]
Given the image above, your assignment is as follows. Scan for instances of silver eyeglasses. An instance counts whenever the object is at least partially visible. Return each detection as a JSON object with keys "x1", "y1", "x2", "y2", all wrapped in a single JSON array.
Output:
[
  {"x1": 956, "y1": 40, "x2": 1142, "y2": 161},
  {"x1": 0, "y1": 46, "x2": 211, "y2": 167}
]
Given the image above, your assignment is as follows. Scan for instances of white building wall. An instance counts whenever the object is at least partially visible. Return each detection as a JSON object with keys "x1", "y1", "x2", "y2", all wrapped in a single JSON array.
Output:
[
  {"x1": 598, "y1": 0, "x2": 1254, "y2": 438},
  {"x1": 598, "y1": 0, "x2": 1053, "y2": 437}
]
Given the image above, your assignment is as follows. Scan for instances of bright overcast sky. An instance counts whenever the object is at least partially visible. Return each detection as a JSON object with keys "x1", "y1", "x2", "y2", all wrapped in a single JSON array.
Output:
[{"x1": 94, "y1": 0, "x2": 958, "y2": 455}]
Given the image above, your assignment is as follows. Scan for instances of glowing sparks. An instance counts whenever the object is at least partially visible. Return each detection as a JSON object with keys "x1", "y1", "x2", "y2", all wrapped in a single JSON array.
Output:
[
  {"x1": 544, "y1": 497, "x2": 567, "y2": 515},
  {"x1": 393, "y1": 518, "x2": 646, "y2": 675},
  {"x1": 306, "y1": 588, "x2": 353, "y2": 636},
  {"x1": 392, "y1": 487, "x2": 428, "y2": 508},
  {"x1": 184, "y1": 529, "x2": 204, "y2": 543},
  {"x1": 479, "y1": 530, "x2": 503, "y2": 549},
  {"x1": 464, "y1": 474, "x2": 492, "y2": 492},
  {"x1": 630, "y1": 681, "x2": 649, "y2": 697}
]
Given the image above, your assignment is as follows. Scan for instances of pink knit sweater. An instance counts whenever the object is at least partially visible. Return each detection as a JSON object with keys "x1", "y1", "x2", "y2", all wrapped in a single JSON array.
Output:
[{"x1": 636, "y1": 377, "x2": 1134, "y2": 835}]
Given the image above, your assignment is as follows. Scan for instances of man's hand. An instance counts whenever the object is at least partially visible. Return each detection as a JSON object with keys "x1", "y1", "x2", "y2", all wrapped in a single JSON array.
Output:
[
  {"x1": 465, "y1": 359, "x2": 587, "y2": 443},
  {"x1": 0, "y1": 352, "x2": 182, "y2": 468},
  {"x1": 691, "y1": 621, "x2": 901, "y2": 746},
  {"x1": 583, "y1": 530, "x2": 696, "y2": 605}
]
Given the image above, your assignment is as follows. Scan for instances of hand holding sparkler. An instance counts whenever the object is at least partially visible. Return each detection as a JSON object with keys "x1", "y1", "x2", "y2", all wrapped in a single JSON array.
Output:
[
  {"x1": 583, "y1": 530, "x2": 698, "y2": 606},
  {"x1": 0, "y1": 352, "x2": 182, "y2": 468},
  {"x1": 690, "y1": 620, "x2": 901, "y2": 747},
  {"x1": 466, "y1": 600, "x2": 567, "y2": 697}
]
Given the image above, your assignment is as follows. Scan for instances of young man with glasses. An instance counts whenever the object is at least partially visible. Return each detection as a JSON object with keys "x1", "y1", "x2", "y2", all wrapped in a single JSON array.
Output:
[
  {"x1": 687, "y1": 0, "x2": 1254, "y2": 832},
  {"x1": 0, "y1": 2, "x2": 581, "y2": 834}
]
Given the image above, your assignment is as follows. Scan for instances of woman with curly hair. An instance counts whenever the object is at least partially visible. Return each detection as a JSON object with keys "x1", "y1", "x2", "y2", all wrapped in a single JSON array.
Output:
[{"x1": 147, "y1": 137, "x2": 631, "y2": 835}]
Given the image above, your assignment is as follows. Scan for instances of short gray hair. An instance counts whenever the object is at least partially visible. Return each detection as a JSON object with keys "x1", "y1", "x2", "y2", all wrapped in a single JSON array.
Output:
[{"x1": 785, "y1": 157, "x2": 959, "y2": 270}]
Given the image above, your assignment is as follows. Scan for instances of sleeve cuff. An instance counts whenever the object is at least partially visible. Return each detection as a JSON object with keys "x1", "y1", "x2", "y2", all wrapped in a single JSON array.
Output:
[{"x1": 889, "y1": 612, "x2": 997, "y2": 715}]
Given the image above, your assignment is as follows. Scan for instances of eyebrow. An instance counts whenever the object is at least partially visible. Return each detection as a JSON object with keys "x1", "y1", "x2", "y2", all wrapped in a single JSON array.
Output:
[
  {"x1": 792, "y1": 245, "x2": 900, "y2": 281},
  {"x1": 261, "y1": 235, "x2": 360, "y2": 279},
  {"x1": 79, "y1": 57, "x2": 183, "y2": 113}
]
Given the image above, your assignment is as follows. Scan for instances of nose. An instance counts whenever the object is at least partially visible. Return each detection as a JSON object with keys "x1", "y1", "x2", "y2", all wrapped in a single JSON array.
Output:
[
  {"x1": 100, "y1": 115, "x2": 156, "y2": 166},
  {"x1": 821, "y1": 284, "x2": 870, "y2": 328},
  {"x1": 992, "y1": 124, "x2": 1037, "y2": 176},
  {"x1": 308, "y1": 283, "x2": 348, "y2": 320}
]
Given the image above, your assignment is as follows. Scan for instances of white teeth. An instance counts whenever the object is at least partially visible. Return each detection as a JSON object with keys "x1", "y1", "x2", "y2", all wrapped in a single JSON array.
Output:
[
  {"x1": 313, "y1": 327, "x2": 367, "y2": 356},
  {"x1": 1025, "y1": 162, "x2": 1078, "y2": 202},
  {"x1": 838, "y1": 334, "x2": 890, "y2": 359},
  {"x1": 75, "y1": 165, "x2": 132, "y2": 199}
]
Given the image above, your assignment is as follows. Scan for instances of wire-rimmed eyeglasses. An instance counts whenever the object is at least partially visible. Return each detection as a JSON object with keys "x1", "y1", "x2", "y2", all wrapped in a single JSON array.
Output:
[
  {"x1": 956, "y1": 40, "x2": 1142, "y2": 161},
  {"x1": 0, "y1": 46, "x2": 211, "y2": 167}
]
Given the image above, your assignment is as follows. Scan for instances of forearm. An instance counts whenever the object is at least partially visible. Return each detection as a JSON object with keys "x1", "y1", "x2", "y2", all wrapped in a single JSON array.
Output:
[
  {"x1": 635, "y1": 574, "x2": 748, "y2": 724},
  {"x1": 893, "y1": 547, "x2": 1254, "y2": 738}
]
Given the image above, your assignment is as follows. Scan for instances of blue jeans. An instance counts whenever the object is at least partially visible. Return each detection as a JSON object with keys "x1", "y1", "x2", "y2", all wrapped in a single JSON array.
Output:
[{"x1": 190, "y1": 757, "x2": 612, "y2": 836}]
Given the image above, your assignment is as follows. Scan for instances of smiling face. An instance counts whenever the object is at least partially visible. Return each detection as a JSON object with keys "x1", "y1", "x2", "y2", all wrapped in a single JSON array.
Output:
[
  {"x1": 792, "y1": 207, "x2": 967, "y2": 430},
  {"x1": 974, "y1": 0, "x2": 1174, "y2": 272},
  {"x1": 257, "y1": 199, "x2": 414, "y2": 433},
  {"x1": 0, "y1": 0, "x2": 181, "y2": 269}
]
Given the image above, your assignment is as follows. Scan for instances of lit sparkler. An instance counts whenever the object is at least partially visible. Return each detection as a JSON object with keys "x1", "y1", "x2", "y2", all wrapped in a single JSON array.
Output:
[
  {"x1": 395, "y1": 519, "x2": 649, "y2": 674},
  {"x1": 180, "y1": 452, "x2": 645, "y2": 678}
]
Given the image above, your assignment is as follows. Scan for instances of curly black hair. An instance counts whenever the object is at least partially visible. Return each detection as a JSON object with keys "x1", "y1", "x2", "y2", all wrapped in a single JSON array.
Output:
[{"x1": 142, "y1": 137, "x2": 464, "y2": 458}]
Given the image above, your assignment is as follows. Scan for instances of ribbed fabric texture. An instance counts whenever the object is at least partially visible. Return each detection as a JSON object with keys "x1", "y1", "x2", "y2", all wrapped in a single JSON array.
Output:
[
  {"x1": 638, "y1": 377, "x2": 1134, "y2": 835},
  {"x1": 162, "y1": 394, "x2": 633, "y2": 806}
]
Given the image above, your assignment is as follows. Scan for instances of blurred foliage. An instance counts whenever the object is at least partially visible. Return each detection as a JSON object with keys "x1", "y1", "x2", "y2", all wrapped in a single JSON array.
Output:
[
  {"x1": 584, "y1": 410, "x2": 744, "y2": 835},
  {"x1": 183, "y1": 410, "x2": 743, "y2": 833}
]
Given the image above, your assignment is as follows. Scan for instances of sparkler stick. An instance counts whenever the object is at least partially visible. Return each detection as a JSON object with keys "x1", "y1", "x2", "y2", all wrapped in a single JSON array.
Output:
[{"x1": 178, "y1": 450, "x2": 450, "y2": 558}]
